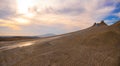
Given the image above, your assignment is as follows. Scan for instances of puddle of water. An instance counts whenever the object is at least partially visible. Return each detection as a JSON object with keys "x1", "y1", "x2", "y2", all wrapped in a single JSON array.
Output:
[
  {"x1": 18, "y1": 42, "x2": 34, "y2": 47},
  {"x1": 0, "y1": 42, "x2": 35, "y2": 52},
  {"x1": 0, "y1": 36, "x2": 62, "y2": 51}
]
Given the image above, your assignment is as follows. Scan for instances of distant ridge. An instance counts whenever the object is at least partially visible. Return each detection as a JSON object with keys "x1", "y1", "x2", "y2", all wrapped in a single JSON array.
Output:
[
  {"x1": 111, "y1": 20, "x2": 120, "y2": 27},
  {"x1": 40, "y1": 33, "x2": 56, "y2": 37}
]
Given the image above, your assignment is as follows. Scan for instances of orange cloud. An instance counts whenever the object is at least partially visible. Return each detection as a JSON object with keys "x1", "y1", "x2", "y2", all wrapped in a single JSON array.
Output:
[
  {"x1": 0, "y1": 23, "x2": 21, "y2": 30},
  {"x1": 0, "y1": 0, "x2": 118, "y2": 36},
  {"x1": 0, "y1": 19, "x2": 21, "y2": 30}
]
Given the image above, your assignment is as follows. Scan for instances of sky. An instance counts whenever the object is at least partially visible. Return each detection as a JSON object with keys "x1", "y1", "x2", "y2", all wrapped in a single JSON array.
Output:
[{"x1": 0, "y1": 0, "x2": 120, "y2": 36}]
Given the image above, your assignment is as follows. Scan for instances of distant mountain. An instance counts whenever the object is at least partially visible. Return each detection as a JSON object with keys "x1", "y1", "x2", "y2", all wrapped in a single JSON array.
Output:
[{"x1": 39, "y1": 33, "x2": 56, "y2": 37}]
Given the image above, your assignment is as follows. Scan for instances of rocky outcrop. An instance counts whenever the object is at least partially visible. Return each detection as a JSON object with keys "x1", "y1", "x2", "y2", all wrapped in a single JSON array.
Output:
[{"x1": 92, "y1": 20, "x2": 108, "y2": 27}]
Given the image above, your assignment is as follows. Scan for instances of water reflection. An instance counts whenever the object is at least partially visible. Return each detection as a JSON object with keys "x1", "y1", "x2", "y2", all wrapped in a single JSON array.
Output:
[
  {"x1": 18, "y1": 42, "x2": 34, "y2": 47},
  {"x1": 0, "y1": 41, "x2": 35, "y2": 51}
]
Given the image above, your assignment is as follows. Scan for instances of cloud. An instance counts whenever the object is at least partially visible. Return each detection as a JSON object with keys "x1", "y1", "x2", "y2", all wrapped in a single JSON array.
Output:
[
  {"x1": 114, "y1": 12, "x2": 120, "y2": 17},
  {"x1": 0, "y1": 19, "x2": 21, "y2": 30},
  {"x1": 32, "y1": 0, "x2": 116, "y2": 27},
  {"x1": 0, "y1": 0, "x2": 119, "y2": 36},
  {"x1": 0, "y1": 0, "x2": 17, "y2": 19}
]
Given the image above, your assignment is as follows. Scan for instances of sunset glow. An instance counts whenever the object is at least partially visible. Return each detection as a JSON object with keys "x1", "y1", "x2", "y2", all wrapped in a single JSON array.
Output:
[
  {"x1": 17, "y1": 0, "x2": 35, "y2": 17},
  {"x1": 14, "y1": 18, "x2": 30, "y2": 25},
  {"x1": 0, "y1": 0, "x2": 120, "y2": 36}
]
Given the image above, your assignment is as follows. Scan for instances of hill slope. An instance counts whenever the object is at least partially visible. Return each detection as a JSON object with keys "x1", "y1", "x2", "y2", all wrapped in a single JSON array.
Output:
[{"x1": 0, "y1": 21, "x2": 120, "y2": 66}]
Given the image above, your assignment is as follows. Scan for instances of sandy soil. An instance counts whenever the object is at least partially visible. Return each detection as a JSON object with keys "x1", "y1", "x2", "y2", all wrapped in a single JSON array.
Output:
[{"x1": 0, "y1": 21, "x2": 120, "y2": 66}]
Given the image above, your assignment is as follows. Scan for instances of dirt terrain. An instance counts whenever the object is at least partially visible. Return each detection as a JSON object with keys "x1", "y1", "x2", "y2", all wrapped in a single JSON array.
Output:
[{"x1": 0, "y1": 21, "x2": 120, "y2": 66}]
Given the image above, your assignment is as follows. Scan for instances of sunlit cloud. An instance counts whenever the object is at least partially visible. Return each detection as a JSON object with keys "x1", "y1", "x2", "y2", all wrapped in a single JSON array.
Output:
[
  {"x1": 0, "y1": 19, "x2": 21, "y2": 30},
  {"x1": 114, "y1": 12, "x2": 120, "y2": 17},
  {"x1": 0, "y1": 0, "x2": 119, "y2": 36},
  {"x1": 14, "y1": 18, "x2": 30, "y2": 25}
]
